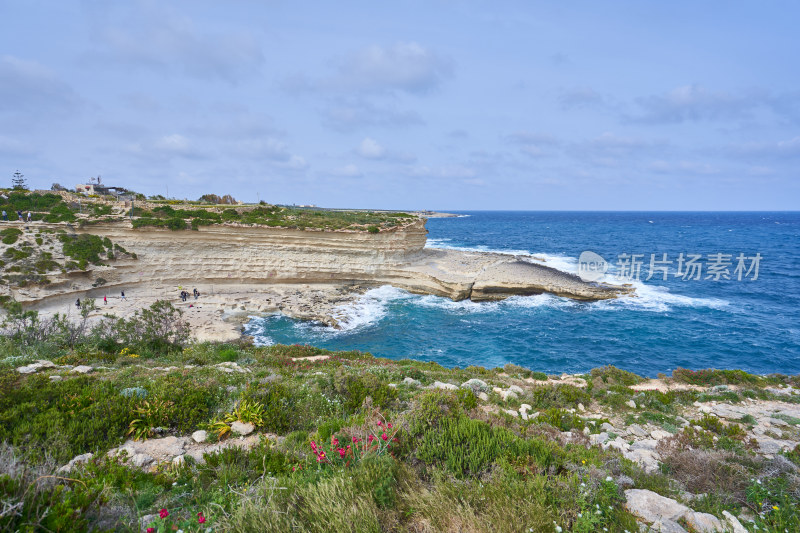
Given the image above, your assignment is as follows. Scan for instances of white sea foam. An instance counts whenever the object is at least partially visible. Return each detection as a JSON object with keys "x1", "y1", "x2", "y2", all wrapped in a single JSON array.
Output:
[
  {"x1": 244, "y1": 315, "x2": 276, "y2": 346},
  {"x1": 328, "y1": 285, "x2": 411, "y2": 331}
]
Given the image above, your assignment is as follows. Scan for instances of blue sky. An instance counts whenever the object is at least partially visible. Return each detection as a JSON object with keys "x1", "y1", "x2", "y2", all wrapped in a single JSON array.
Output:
[{"x1": 1, "y1": 1, "x2": 798, "y2": 210}]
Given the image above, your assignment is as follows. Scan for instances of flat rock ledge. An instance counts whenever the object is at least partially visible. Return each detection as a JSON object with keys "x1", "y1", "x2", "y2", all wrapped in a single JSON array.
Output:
[
  {"x1": 59, "y1": 434, "x2": 277, "y2": 474},
  {"x1": 624, "y1": 489, "x2": 747, "y2": 533}
]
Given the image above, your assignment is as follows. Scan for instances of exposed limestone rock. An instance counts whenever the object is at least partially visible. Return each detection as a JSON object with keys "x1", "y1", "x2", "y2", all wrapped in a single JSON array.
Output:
[
  {"x1": 70, "y1": 365, "x2": 94, "y2": 374},
  {"x1": 721, "y1": 511, "x2": 748, "y2": 533},
  {"x1": 477, "y1": 392, "x2": 489, "y2": 401},
  {"x1": 17, "y1": 360, "x2": 56, "y2": 374},
  {"x1": 461, "y1": 379, "x2": 489, "y2": 392},
  {"x1": 624, "y1": 489, "x2": 689, "y2": 523},
  {"x1": 231, "y1": 421, "x2": 255, "y2": 436},
  {"x1": 58, "y1": 452, "x2": 94, "y2": 473},
  {"x1": 403, "y1": 377, "x2": 422, "y2": 387},
  {"x1": 432, "y1": 381, "x2": 458, "y2": 391},
  {"x1": 628, "y1": 424, "x2": 647, "y2": 437},
  {"x1": 191, "y1": 430, "x2": 207, "y2": 444},
  {"x1": 684, "y1": 511, "x2": 724, "y2": 533}
]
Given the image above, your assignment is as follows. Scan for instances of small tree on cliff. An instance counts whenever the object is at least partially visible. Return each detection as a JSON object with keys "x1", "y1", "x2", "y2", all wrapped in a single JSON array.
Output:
[{"x1": 11, "y1": 170, "x2": 28, "y2": 190}]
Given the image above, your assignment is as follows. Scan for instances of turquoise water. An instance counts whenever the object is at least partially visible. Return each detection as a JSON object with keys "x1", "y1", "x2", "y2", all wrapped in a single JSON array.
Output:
[{"x1": 244, "y1": 212, "x2": 800, "y2": 377}]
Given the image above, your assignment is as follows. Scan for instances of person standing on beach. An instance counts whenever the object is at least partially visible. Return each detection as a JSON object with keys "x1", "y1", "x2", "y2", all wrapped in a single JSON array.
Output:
[
  {"x1": 193, "y1": 288, "x2": 199, "y2": 299},
  {"x1": 76, "y1": 298, "x2": 81, "y2": 309},
  {"x1": 121, "y1": 290, "x2": 126, "y2": 300},
  {"x1": 26, "y1": 211, "x2": 31, "y2": 222},
  {"x1": 104, "y1": 295, "x2": 107, "y2": 305}
]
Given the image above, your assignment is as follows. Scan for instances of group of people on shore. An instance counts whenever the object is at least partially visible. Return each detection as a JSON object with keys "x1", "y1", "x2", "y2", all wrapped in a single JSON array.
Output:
[
  {"x1": 1, "y1": 210, "x2": 32, "y2": 222},
  {"x1": 73, "y1": 287, "x2": 201, "y2": 310},
  {"x1": 75, "y1": 291, "x2": 125, "y2": 309},
  {"x1": 180, "y1": 288, "x2": 200, "y2": 302}
]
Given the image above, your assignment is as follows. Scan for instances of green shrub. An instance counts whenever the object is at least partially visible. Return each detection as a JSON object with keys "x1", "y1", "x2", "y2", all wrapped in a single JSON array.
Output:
[
  {"x1": 242, "y1": 382, "x2": 296, "y2": 433},
  {"x1": 0, "y1": 228, "x2": 22, "y2": 245},
  {"x1": 59, "y1": 233, "x2": 107, "y2": 266},
  {"x1": 590, "y1": 365, "x2": 644, "y2": 387},
  {"x1": 530, "y1": 384, "x2": 591, "y2": 409},
  {"x1": 406, "y1": 389, "x2": 462, "y2": 435},
  {"x1": 333, "y1": 369, "x2": 396, "y2": 413}
]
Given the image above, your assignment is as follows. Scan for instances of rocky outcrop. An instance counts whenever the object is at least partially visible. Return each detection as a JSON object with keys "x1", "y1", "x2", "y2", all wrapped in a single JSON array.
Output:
[{"x1": 9, "y1": 219, "x2": 630, "y2": 326}]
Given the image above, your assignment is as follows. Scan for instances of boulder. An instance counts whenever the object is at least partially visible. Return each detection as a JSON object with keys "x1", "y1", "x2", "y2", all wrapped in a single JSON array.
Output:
[
  {"x1": 721, "y1": 511, "x2": 748, "y2": 533},
  {"x1": 130, "y1": 453, "x2": 154, "y2": 468},
  {"x1": 192, "y1": 430, "x2": 208, "y2": 444},
  {"x1": 577, "y1": 403, "x2": 585, "y2": 412},
  {"x1": 624, "y1": 449, "x2": 661, "y2": 473},
  {"x1": 650, "y1": 429, "x2": 672, "y2": 440},
  {"x1": 504, "y1": 409, "x2": 519, "y2": 418},
  {"x1": 461, "y1": 379, "x2": 489, "y2": 392},
  {"x1": 70, "y1": 365, "x2": 93, "y2": 374},
  {"x1": 684, "y1": 511, "x2": 724, "y2": 533},
  {"x1": 477, "y1": 392, "x2": 489, "y2": 401},
  {"x1": 432, "y1": 381, "x2": 458, "y2": 391},
  {"x1": 17, "y1": 360, "x2": 57, "y2": 374},
  {"x1": 403, "y1": 377, "x2": 422, "y2": 387},
  {"x1": 627, "y1": 424, "x2": 648, "y2": 438},
  {"x1": 231, "y1": 421, "x2": 255, "y2": 436},
  {"x1": 626, "y1": 400, "x2": 637, "y2": 409},
  {"x1": 589, "y1": 432, "x2": 609, "y2": 445},
  {"x1": 501, "y1": 390, "x2": 518, "y2": 401},
  {"x1": 58, "y1": 452, "x2": 94, "y2": 473},
  {"x1": 623, "y1": 489, "x2": 689, "y2": 523},
  {"x1": 508, "y1": 385, "x2": 524, "y2": 395}
]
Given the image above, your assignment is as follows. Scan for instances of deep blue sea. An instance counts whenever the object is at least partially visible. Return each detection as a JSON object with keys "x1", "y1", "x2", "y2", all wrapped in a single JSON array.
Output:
[{"x1": 245, "y1": 212, "x2": 800, "y2": 377}]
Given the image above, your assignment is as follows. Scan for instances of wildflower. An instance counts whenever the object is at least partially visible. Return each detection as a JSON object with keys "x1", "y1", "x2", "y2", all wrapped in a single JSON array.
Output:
[
  {"x1": 387, "y1": 423, "x2": 393, "y2": 429},
  {"x1": 381, "y1": 433, "x2": 388, "y2": 441},
  {"x1": 147, "y1": 529, "x2": 155, "y2": 533},
  {"x1": 352, "y1": 436, "x2": 359, "y2": 443},
  {"x1": 198, "y1": 512, "x2": 206, "y2": 524},
  {"x1": 338, "y1": 448, "x2": 346, "y2": 458},
  {"x1": 581, "y1": 460, "x2": 586, "y2": 465},
  {"x1": 368, "y1": 434, "x2": 375, "y2": 443},
  {"x1": 332, "y1": 437, "x2": 339, "y2": 446},
  {"x1": 772, "y1": 505, "x2": 779, "y2": 510},
  {"x1": 377, "y1": 420, "x2": 383, "y2": 427},
  {"x1": 159, "y1": 508, "x2": 169, "y2": 519}
]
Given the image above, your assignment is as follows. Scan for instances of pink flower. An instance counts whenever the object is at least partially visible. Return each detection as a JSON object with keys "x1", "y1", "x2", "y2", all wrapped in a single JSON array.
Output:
[
  {"x1": 147, "y1": 529, "x2": 155, "y2": 533},
  {"x1": 352, "y1": 436, "x2": 359, "y2": 443},
  {"x1": 377, "y1": 420, "x2": 383, "y2": 427},
  {"x1": 198, "y1": 512, "x2": 206, "y2": 524},
  {"x1": 368, "y1": 434, "x2": 375, "y2": 443},
  {"x1": 332, "y1": 437, "x2": 339, "y2": 446},
  {"x1": 387, "y1": 423, "x2": 393, "y2": 429},
  {"x1": 159, "y1": 508, "x2": 169, "y2": 519},
  {"x1": 337, "y1": 448, "x2": 346, "y2": 458},
  {"x1": 381, "y1": 433, "x2": 388, "y2": 441}
]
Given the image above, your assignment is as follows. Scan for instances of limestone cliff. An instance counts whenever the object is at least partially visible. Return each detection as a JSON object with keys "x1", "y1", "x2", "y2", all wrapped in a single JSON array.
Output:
[{"x1": 6, "y1": 218, "x2": 630, "y2": 322}]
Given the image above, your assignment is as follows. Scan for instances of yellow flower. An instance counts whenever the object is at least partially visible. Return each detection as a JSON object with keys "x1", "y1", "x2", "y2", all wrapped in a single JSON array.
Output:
[
  {"x1": 581, "y1": 460, "x2": 586, "y2": 464},
  {"x1": 772, "y1": 505, "x2": 779, "y2": 510}
]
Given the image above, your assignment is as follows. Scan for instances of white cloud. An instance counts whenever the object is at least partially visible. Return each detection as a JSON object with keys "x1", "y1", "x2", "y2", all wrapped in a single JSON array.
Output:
[
  {"x1": 321, "y1": 97, "x2": 424, "y2": 132},
  {"x1": 88, "y1": 4, "x2": 264, "y2": 82},
  {"x1": 357, "y1": 138, "x2": 386, "y2": 159},
  {"x1": 632, "y1": 84, "x2": 761, "y2": 123},
  {"x1": 505, "y1": 131, "x2": 560, "y2": 158},
  {"x1": 332, "y1": 164, "x2": 362, "y2": 177},
  {"x1": 335, "y1": 42, "x2": 453, "y2": 94}
]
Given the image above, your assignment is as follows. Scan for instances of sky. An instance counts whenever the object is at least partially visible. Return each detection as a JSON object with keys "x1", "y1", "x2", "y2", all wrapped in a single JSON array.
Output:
[{"x1": 1, "y1": 1, "x2": 798, "y2": 210}]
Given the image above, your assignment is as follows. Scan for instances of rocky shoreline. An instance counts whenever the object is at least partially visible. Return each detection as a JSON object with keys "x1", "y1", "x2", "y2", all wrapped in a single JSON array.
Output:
[{"x1": 6, "y1": 217, "x2": 631, "y2": 340}]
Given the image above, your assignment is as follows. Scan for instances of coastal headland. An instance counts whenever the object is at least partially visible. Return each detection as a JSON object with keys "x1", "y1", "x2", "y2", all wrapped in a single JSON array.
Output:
[{"x1": 2, "y1": 199, "x2": 631, "y2": 340}]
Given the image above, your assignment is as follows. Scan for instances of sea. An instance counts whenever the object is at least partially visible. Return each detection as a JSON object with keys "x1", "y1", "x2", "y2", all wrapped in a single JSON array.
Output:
[{"x1": 244, "y1": 212, "x2": 800, "y2": 377}]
